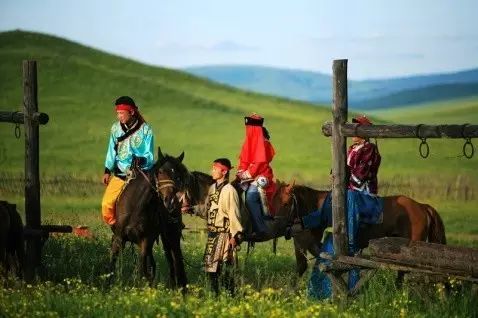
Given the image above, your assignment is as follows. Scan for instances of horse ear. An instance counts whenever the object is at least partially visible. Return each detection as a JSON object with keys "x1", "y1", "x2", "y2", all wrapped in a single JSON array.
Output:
[
  {"x1": 289, "y1": 179, "x2": 296, "y2": 187},
  {"x1": 157, "y1": 146, "x2": 165, "y2": 162},
  {"x1": 177, "y1": 151, "x2": 185, "y2": 163},
  {"x1": 285, "y1": 183, "x2": 293, "y2": 194}
]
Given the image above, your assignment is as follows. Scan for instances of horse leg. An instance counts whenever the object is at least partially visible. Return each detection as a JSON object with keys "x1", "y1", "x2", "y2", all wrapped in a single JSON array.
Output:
[
  {"x1": 159, "y1": 232, "x2": 177, "y2": 289},
  {"x1": 293, "y1": 237, "x2": 308, "y2": 276},
  {"x1": 0, "y1": 238, "x2": 7, "y2": 277},
  {"x1": 169, "y1": 226, "x2": 188, "y2": 292},
  {"x1": 147, "y1": 251, "x2": 156, "y2": 284},
  {"x1": 139, "y1": 238, "x2": 155, "y2": 284},
  {"x1": 108, "y1": 235, "x2": 122, "y2": 282}
]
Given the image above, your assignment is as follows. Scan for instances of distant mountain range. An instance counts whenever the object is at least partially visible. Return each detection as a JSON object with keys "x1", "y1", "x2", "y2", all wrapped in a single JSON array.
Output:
[{"x1": 185, "y1": 65, "x2": 478, "y2": 109}]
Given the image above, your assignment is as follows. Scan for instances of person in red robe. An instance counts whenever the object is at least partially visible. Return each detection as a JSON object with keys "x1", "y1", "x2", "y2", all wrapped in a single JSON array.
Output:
[{"x1": 236, "y1": 113, "x2": 276, "y2": 239}]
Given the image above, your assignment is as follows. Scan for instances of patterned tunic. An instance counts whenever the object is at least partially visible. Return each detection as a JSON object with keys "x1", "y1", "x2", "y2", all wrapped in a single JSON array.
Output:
[
  {"x1": 347, "y1": 141, "x2": 381, "y2": 195},
  {"x1": 104, "y1": 120, "x2": 154, "y2": 176},
  {"x1": 201, "y1": 182, "x2": 242, "y2": 273}
]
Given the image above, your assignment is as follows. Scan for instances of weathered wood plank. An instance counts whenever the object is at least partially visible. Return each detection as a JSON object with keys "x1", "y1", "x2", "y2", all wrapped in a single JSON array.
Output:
[
  {"x1": 41, "y1": 225, "x2": 73, "y2": 233},
  {"x1": 0, "y1": 111, "x2": 49, "y2": 125},
  {"x1": 23, "y1": 60, "x2": 42, "y2": 283},
  {"x1": 331, "y1": 59, "x2": 348, "y2": 257},
  {"x1": 24, "y1": 225, "x2": 73, "y2": 237},
  {"x1": 321, "y1": 253, "x2": 478, "y2": 283},
  {"x1": 368, "y1": 237, "x2": 478, "y2": 277},
  {"x1": 322, "y1": 122, "x2": 478, "y2": 138}
]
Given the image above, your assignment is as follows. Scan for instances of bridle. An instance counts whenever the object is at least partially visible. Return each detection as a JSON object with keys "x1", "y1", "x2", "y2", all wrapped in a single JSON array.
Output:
[
  {"x1": 135, "y1": 167, "x2": 178, "y2": 209},
  {"x1": 156, "y1": 178, "x2": 176, "y2": 193},
  {"x1": 286, "y1": 191, "x2": 300, "y2": 227},
  {"x1": 154, "y1": 170, "x2": 193, "y2": 213}
]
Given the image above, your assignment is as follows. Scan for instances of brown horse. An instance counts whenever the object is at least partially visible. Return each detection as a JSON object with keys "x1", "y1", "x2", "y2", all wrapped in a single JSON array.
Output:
[
  {"x1": 154, "y1": 149, "x2": 298, "y2": 240},
  {"x1": 275, "y1": 182, "x2": 447, "y2": 261},
  {"x1": 0, "y1": 200, "x2": 25, "y2": 278},
  {"x1": 154, "y1": 149, "x2": 323, "y2": 275}
]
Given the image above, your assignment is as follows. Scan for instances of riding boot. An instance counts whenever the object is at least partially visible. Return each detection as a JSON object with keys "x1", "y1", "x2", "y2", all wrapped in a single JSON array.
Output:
[
  {"x1": 284, "y1": 223, "x2": 304, "y2": 240},
  {"x1": 223, "y1": 264, "x2": 235, "y2": 297},
  {"x1": 208, "y1": 272, "x2": 220, "y2": 296}
]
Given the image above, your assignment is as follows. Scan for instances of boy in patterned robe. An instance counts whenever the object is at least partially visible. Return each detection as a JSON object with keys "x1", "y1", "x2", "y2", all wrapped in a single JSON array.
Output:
[
  {"x1": 101, "y1": 96, "x2": 155, "y2": 226},
  {"x1": 194, "y1": 158, "x2": 243, "y2": 296}
]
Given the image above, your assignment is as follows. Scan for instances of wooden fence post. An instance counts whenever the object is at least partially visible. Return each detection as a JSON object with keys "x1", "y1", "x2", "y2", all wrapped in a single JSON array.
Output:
[
  {"x1": 23, "y1": 60, "x2": 42, "y2": 282},
  {"x1": 331, "y1": 59, "x2": 348, "y2": 257}
]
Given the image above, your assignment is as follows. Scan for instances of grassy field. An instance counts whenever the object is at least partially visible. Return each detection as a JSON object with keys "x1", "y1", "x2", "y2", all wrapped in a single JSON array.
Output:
[{"x1": 1, "y1": 30, "x2": 477, "y2": 317}]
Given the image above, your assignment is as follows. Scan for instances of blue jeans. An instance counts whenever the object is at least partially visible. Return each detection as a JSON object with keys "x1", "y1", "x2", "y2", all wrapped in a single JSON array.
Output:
[
  {"x1": 308, "y1": 233, "x2": 360, "y2": 300},
  {"x1": 245, "y1": 185, "x2": 269, "y2": 234}
]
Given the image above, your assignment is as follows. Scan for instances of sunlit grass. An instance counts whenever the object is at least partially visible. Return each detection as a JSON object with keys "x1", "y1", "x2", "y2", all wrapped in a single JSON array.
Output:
[{"x1": 1, "y1": 30, "x2": 477, "y2": 317}]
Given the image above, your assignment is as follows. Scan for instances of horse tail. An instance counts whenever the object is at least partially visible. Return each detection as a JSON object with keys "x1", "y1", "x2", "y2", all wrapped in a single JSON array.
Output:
[{"x1": 424, "y1": 204, "x2": 447, "y2": 244}]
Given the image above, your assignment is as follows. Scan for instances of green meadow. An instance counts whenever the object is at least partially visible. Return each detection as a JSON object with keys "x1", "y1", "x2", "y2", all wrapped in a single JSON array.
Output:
[{"x1": 0, "y1": 31, "x2": 477, "y2": 317}]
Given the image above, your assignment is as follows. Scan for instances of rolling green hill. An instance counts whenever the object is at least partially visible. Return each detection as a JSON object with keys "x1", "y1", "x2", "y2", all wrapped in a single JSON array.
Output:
[{"x1": 1, "y1": 30, "x2": 477, "y2": 190}]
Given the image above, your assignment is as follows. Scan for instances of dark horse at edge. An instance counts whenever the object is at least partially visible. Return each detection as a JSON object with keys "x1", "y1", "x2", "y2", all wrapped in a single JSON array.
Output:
[
  {"x1": 109, "y1": 148, "x2": 187, "y2": 289},
  {"x1": 0, "y1": 200, "x2": 25, "y2": 278}
]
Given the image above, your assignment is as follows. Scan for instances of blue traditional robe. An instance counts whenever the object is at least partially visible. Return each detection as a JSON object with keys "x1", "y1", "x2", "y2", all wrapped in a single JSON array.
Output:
[{"x1": 104, "y1": 121, "x2": 154, "y2": 176}]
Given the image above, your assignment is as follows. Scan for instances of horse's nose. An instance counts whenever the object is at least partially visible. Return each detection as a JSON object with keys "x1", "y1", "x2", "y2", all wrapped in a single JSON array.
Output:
[{"x1": 165, "y1": 195, "x2": 178, "y2": 211}]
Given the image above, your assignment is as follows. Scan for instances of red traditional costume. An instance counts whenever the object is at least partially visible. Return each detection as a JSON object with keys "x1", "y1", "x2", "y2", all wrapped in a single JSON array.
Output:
[
  {"x1": 237, "y1": 114, "x2": 277, "y2": 215},
  {"x1": 347, "y1": 115, "x2": 381, "y2": 195}
]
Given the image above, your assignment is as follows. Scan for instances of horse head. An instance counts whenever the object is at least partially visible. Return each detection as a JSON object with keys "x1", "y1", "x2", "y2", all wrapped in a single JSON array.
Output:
[
  {"x1": 271, "y1": 179, "x2": 297, "y2": 219},
  {"x1": 154, "y1": 147, "x2": 189, "y2": 211}
]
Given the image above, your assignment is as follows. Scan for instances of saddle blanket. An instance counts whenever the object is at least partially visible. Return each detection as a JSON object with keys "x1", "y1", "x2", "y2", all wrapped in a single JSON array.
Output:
[{"x1": 303, "y1": 189, "x2": 384, "y2": 229}]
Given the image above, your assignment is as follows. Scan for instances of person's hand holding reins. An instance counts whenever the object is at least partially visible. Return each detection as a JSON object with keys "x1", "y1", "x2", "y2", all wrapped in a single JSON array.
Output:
[
  {"x1": 102, "y1": 173, "x2": 111, "y2": 186},
  {"x1": 229, "y1": 237, "x2": 238, "y2": 249}
]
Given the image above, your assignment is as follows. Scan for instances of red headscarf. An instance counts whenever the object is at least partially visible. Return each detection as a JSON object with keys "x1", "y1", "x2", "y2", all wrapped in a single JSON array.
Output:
[{"x1": 239, "y1": 114, "x2": 275, "y2": 164}]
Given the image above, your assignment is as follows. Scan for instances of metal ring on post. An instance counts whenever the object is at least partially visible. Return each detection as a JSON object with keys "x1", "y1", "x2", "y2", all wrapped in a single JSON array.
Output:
[
  {"x1": 14, "y1": 123, "x2": 21, "y2": 139},
  {"x1": 419, "y1": 138, "x2": 429, "y2": 158},
  {"x1": 463, "y1": 138, "x2": 474, "y2": 159},
  {"x1": 415, "y1": 124, "x2": 429, "y2": 159}
]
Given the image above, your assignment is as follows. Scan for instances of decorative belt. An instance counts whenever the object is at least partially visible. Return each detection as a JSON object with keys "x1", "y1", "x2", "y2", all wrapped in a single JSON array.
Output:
[
  {"x1": 115, "y1": 174, "x2": 127, "y2": 181},
  {"x1": 207, "y1": 225, "x2": 228, "y2": 233}
]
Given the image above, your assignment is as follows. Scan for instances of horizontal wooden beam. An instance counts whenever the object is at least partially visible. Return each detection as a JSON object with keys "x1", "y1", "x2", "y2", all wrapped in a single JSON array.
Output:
[
  {"x1": 41, "y1": 225, "x2": 73, "y2": 233},
  {"x1": 322, "y1": 122, "x2": 478, "y2": 138},
  {"x1": 319, "y1": 252, "x2": 478, "y2": 283},
  {"x1": 24, "y1": 225, "x2": 72, "y2": 237},
  {"x1": 0, "y1": 111, "x2": 49, "y2": 125}
]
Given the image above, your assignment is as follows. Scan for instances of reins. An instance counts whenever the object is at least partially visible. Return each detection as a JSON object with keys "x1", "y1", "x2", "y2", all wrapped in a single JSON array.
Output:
[{"x1": 287, "y1": 192, "x2": 300, "y2": 227}]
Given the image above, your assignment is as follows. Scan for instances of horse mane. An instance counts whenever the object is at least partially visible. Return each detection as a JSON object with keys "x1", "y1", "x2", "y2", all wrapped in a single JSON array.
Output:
[
  {"x1": 156, "y1": 152, "x2": 213, "y2": 205},
  {"x1": 187, "y1": 171, "x2": 213, "y2": 204},
  {"x1": 191, "y1": 171, "x2": 213, "y2": 184}
]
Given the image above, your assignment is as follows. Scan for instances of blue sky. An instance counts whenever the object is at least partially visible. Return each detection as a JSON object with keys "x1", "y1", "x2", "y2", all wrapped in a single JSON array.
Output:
[{"x1": 1, "y1": 0, "x2": 477, "y2": 79}]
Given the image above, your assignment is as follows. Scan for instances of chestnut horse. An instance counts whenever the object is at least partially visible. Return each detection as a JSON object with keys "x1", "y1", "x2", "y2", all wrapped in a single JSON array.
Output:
[
  {"x1": 153, "y1": 149, "x2": 327, "y2": 276},
  {"x1": 275, "y1": 182, "x2": 447, "y2": 253}
]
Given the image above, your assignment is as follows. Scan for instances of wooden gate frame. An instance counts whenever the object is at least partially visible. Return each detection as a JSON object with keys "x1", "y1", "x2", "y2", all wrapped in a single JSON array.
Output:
[
  {"x1": 1, "y1": 60, "x2": 71, "y2": 282},
  {"x1": 321, "y1": 59, "x2": 478, "y2": 296}
]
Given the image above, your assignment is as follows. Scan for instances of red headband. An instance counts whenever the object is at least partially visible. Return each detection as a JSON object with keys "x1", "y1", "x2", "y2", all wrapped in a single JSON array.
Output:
[
  {"x1": 213, "y1": 162, "x2": 233, "y2": 172},
  {"x1": 116, "y1": 104, "x2": 137, "y2": 112}
]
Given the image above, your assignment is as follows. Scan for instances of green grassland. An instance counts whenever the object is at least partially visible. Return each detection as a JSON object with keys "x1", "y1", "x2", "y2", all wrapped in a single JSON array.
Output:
[{"x1": 1, "y1": 30, "x2": 477, "y2": 317}]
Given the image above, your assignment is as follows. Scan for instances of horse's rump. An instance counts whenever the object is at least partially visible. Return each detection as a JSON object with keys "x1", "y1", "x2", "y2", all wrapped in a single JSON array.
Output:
[{"x1": 422, "y1": 204, "x2": 446, "y2": 244}]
